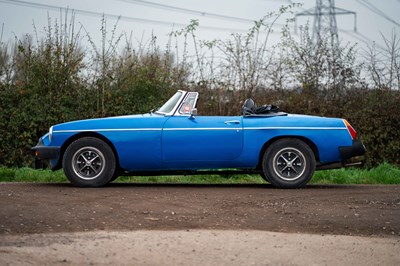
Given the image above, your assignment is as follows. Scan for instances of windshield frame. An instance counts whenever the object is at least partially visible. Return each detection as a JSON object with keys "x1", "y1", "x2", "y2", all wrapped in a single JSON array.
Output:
[{"x1": 155, "y1": 90, "x2": 187, "y2": 116}]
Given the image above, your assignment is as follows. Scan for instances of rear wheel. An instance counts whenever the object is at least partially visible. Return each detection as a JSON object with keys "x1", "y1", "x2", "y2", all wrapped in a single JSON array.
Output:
[
  {"x1": 262, "y1": 138, "x2": 315, "y2": 188},
  {"x1": 63, "y1": 137, "x2": 116, "y2": 187}
]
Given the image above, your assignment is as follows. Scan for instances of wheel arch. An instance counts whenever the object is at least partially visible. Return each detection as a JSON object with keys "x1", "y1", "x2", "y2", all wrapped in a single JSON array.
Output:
[
  {"x1": 56, "y1": 132, "x2": 121, "y2": 171},
  {"x1": 256, "y1": 136, "x2": 320, "y2": 170}
]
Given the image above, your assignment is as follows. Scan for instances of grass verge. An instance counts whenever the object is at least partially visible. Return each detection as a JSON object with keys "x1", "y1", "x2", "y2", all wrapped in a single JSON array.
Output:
[
  {"x1": 312, "y1": 163, "x2": 400, "y2": 184},
  {"x1": 0, "y1": 163, "x2": 399, "y2": 184}
]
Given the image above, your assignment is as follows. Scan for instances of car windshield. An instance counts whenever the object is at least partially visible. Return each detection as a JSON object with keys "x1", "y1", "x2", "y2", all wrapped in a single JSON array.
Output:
[{"x1": 156, "y1": 91, "x2": 183, "y2": 114}]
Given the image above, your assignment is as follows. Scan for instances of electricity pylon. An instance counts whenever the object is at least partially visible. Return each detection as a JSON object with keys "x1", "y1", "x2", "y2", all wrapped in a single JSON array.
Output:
[{"x1": 295, "y1": 0, "x2": 357, "y2": 45}]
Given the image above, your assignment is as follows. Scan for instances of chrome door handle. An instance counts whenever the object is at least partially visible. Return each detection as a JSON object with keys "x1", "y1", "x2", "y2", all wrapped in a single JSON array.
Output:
[{"x1": 224, "y1": 120, "x2": 241, "y2": 125}]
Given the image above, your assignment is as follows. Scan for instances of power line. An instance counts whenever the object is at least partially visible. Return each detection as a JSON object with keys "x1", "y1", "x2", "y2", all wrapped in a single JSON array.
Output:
[
  {"x1": 0, "y1": 0, "x2": 267, "y2": 34},
  {"x1": 117, "y1": 0, "x2": 256, "y2": 24},
  {"x1": 0, "y1": 0, "x2": 386, "y2": 49},
  {"x1": 360, "y1": 0, "x2": 400, "y2": 26},
  {"x1": 339, "y1": 29, "x2": 385, "y2": 50},
  {"x1": 355, "y1": 0, "x2": 400, "y2": 27},
  {"x1": 0, "y1": 0, "x2": 167, "y2": 25}
]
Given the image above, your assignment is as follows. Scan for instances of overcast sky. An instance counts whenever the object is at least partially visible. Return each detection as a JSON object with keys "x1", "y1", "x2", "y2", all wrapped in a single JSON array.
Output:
[{"x1": 0, "y1": 0, "x2": 399, "y2": 52}]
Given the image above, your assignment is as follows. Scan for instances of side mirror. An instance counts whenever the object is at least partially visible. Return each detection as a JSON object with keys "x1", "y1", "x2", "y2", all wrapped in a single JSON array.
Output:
[{"x1": 189, "y1": 108, "x2": 197, "y2": 119}]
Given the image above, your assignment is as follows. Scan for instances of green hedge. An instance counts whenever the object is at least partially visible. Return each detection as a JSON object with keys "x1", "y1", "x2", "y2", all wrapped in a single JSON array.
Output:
[{"x1": 2, "y1": 84, "x2": 398, "y2": 168}]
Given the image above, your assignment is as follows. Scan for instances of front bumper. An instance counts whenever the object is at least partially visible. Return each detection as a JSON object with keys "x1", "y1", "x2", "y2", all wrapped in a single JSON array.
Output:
[{"x1": 31, "y1": 138, "x2": 60, "y2": 169}]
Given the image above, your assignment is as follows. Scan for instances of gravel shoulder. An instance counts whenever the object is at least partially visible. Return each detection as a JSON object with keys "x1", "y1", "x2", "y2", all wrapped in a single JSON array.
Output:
[{"x1": 1, "y1": 230, "x2": 400, "y2": 266}]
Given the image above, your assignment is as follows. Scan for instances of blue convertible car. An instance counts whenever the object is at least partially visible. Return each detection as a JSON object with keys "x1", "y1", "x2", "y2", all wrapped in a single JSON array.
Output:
[{"x1": 32, "y1": 90, "x2": 365, "y2": 188}]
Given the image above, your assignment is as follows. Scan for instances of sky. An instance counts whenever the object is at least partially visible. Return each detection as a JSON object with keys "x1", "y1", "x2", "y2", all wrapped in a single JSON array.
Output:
[{"x1": 0, "y1": 0, "x2": 399, "y2": 53}]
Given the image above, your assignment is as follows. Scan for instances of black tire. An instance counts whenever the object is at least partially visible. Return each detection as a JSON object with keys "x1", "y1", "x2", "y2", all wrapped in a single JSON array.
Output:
[
  {"x1": 63, "y1": 137, "x2": 116, "y2": 187},
  {"x1": 259, "y1": 172, "x2": 271, "y2": 183},
  {"x1": 109, "y1": 171, "x2": 120, "y2": 182},
  {"x1": 262, "y1": 138, "x2": 315, "y2": 189}
]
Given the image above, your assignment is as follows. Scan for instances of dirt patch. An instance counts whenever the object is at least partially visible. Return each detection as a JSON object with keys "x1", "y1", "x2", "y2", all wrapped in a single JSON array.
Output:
[{"x1": 1, "y1": 183, "x2": 399, "y2": 236}]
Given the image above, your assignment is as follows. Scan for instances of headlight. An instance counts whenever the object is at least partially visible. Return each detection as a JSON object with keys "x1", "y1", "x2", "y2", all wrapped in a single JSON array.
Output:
[{"x1": 49, "y1": 126, "x2": 53, "y2": 142}]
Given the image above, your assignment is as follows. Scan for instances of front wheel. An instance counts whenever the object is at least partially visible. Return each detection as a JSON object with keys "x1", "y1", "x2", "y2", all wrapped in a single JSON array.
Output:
[
  {"x1": 63, "y1": 137, "x2": 116, "y2": 187},
  {"x1": 262, "y1": 139, "x2": 316, "y2": 188}
]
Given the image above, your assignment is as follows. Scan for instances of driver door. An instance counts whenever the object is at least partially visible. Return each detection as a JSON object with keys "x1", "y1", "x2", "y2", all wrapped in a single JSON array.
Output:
[{"x1": 162, "y1": 115, "x2": 243, "y2": 163}]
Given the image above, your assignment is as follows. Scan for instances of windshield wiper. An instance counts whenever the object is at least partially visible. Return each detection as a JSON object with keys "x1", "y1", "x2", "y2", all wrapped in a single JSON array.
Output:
[{"x1": 151, "y1": 107, "x2": 164, "y2": 115}]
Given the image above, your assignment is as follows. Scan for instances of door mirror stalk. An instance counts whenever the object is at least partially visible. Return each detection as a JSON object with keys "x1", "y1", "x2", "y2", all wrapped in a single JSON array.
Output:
[{"x1": 189, "y1": 108, "x2": 197, "y2": 119}]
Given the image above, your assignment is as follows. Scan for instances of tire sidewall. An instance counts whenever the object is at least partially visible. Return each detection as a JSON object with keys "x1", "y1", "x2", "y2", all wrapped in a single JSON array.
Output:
[
  {"x1": 63, "y1": 137, "x2": 116, "y2": 187},
  {"x1": 262, "y1": 139, "x2": 315, "y2": 188}
]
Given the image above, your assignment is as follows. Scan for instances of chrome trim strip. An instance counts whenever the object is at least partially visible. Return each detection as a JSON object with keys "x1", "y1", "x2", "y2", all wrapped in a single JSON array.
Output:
[
  {"x1": 155, "y1": 90, "x2": 187, "y2": 116},
  {"x1": 53, "y1": 126, "x2": 347, "y2": 134},
  {"x1": 176, "y1": 92, "x2": 199, "y2": 117},
  {"x1": 49, "y1": 126, "x2": 53, "y2": 142},
  {"x1": 53, "y1": 128, "x2": 162, "y2": 133},
  {"x1": 163, "y1": 128, "x2": 242, "y2": 131},
  {"x1": 245, "y1": 127, "x2": 347, "y2": 130}
]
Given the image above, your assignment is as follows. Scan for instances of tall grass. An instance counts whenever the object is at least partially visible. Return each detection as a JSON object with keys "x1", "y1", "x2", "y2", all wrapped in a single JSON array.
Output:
[
  {"x1": 1, "y1": 164, "x2": 399, "y2": 185},
  {"x1": 312, "y1": 163, "x2": 400, "y2": 185},
  {"x1": 0, "y1": 167, "x2": 67, "y2": 182}
]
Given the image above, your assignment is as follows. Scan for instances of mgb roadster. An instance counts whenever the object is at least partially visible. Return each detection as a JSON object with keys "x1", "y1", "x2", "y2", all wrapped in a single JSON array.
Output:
[{"x1": 32, "y1": 90, "x2": 365, "y2": 188}]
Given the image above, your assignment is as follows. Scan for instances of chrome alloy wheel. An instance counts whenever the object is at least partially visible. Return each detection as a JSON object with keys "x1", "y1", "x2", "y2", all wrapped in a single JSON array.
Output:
[
  {"x1": 272, "y1": 147, "x2": 306, "y2": 181},
  {"x1": 72, "y1": 147, "x2": 106, "y2": 180}
]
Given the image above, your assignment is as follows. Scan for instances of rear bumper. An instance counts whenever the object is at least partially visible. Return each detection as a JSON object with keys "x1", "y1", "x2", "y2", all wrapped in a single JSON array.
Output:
[
  {"x1": 317, "y1": 140, "x2": 366, "y2": 170},
  {"x1": 31, "y1": 139, "x2": 60, "y2": 170},
  {"x1": 339, "y1": 139, "x2": 366, "y2": 161}
]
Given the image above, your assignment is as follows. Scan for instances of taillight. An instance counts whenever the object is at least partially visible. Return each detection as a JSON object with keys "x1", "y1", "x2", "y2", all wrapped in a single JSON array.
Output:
[{"x1": 343, "y1": 119, "x2": 357, "y2": 140}]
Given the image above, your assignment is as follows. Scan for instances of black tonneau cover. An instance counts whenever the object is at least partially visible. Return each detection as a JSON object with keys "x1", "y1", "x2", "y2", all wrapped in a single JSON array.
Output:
[
  {"x1": 241, "y1": 99, "x2": 287, "y2": 117},
  {"x1": 244, "y1": 112, "x2": 287, "y2": 117}
]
